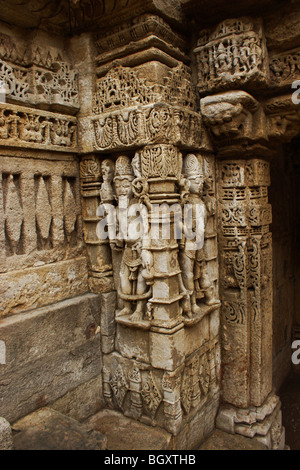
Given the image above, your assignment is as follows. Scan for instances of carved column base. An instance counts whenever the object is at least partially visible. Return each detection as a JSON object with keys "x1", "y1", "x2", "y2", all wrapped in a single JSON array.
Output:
[{"x1": 216, "y1": 393, "x2": 285, "y2": 450}]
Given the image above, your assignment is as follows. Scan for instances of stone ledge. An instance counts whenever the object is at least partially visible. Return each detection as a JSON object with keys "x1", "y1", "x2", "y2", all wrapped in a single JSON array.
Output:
[
  {"x1": 198, "y1": 429, "x2": 268, "y2": 450},
  {"x1": 12, "y1": 408, "x2": 107, "y2": 451},
  {"x1": 84, "y1": 409, "x2": 173, "y2": 450},
  {"x1": 0, "y1": 417, "x2": 13, "y2": 450}
]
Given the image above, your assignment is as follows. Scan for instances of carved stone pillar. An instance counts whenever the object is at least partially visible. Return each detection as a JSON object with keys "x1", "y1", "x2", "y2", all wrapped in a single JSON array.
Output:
[
  {"x1": 193, "y1": 14, "x2": 297, "y2": 448},
  {"x1": 75, "y1": 13, "x2": 221, "y2": 448},
  {"x1": 200, "y1": 91, "x2": 285, "y2": 449}
]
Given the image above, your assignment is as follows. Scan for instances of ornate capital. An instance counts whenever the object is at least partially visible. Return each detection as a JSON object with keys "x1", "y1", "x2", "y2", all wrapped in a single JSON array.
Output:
[{"x1": 200, "y1": 91, "x2": 267, "y2": 154}]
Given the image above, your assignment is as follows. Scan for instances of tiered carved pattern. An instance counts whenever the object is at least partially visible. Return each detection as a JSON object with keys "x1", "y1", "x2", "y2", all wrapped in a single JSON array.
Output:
[{"x1": 218, "y1": 159, "x2": 273, "y2": 408}]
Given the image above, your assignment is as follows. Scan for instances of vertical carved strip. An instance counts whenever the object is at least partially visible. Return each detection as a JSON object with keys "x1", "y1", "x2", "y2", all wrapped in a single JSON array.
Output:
[
  {"x1": 35, "y1": 175, "x2": 52, "y2": 249},
  {"x1": 218, "y1": 158, "x2": 272, "y2": 408},
  {"x1": 51, "y1": 174, "x2": 64, "y2": 248},
  {"x1": 0, "y1": 172, "x2": 6, "y2": 271},
  {"x1": 4, "y1": 173, "x2": 24, "y2": 256},
  {"x1": 80, "y1": 155, "x2": 114, "y2": 293}
]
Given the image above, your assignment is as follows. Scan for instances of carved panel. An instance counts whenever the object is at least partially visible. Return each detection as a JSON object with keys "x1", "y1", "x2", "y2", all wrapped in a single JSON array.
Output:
[
  {"x1": 194, "y1": 17, "x2": 268, "y2": 94},
  {"x1": 269, "y1": 48, "x2": 300, "y2": 88},
  {"x1": 93, "y1": 64, "x2": 196, "y2": 114},
  {"x1": 92, "y1": 105, "x2": 201, "y2": 150},
  {"x1": 0, "y1": 104, "x2": 77, "y2": 151}
]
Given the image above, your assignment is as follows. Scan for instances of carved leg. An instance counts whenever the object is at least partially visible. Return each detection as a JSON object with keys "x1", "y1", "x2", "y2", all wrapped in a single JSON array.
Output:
[
  {"x1": 130, "y1": 270, "x2": 147, "y2": 322},
  {"x1": 118, "y1": 262, "x2": 132, "y2": 317}
]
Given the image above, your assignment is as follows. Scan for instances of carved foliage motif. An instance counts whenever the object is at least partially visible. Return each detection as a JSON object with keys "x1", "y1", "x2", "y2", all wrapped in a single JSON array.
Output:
[
  {"x1": 110, "y1": 365, "x2": 128, "y2": 410},
  {"x1": 0, "y1": 60, "x2": 29, "y2": 100},
  {"x1": 93, "y1": 105, "x2": 201, "y2": 150},
  {"x1": 141, "y1": 372, "x2": 163, "y2": 419},
  {"x1": 180, "y1": 350, "x2": 213, "y2": 415}
]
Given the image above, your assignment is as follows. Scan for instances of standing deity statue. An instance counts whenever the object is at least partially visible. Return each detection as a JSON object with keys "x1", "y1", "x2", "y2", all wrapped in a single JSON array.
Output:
[
  {"x1": 112, "y1": 155, "x2": 150, "y2": 321},
  {"x1": 179, "y1": 154, "x2": 218, "y2": 317},
  {"x1": 215, "y1": 42, "x2": 230, "y2": 74},
  {"x1": 100, "y1": 159, "x2": 115, "y2": 203}
]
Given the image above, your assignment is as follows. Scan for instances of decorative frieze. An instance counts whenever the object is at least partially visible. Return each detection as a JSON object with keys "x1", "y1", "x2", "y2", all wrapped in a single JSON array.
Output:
[
  {"x1": 103, "y1": 343, "x2": 219, "y2": 434},
  {"x1": 269, "y1": 48, "x2": 300, "y2": 88},
  {"x1": 0, "y1": 32, "x2": 79, "y2": 112},
  {"x1": 92, "y1": 104, "x2": 201, "y2": 151},
  {"x1": 194, "y1": 17, "x2": 269, "y2": 94},
  {"x1": 0, "y1": 104, "x2": 77, "y2": 151},
  {"x1": 0, "y1": 158, "x2": 83, "y2": 275}
]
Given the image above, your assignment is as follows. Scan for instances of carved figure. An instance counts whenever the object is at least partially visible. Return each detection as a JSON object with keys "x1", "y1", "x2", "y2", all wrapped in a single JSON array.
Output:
[
  {"x1": 179, "y1": 154, "x2": 218, "y2": 316},
  {"x1": 100, "y1": 159, "x2": 115, "y2": 203},
  {"x1": 113, "y1": 155, "x2": 149, "y2": 321}
]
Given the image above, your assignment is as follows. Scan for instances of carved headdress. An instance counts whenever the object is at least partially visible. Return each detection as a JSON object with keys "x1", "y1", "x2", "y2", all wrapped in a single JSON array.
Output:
[
  {"x1": 182, "y1": 154, "x2": 203, "y2": 179},
  {"x1": 114, "y1": 156, "x2": 134, "y2": 181}
]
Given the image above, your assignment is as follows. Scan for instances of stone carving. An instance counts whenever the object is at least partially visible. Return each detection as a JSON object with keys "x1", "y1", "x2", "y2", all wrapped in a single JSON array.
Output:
[
  {"x1": 216, "y1": 158, "x2": 273, "y2": 409},
  {"x1": 95, "y1": 14, "x2": 186, "y2": 57},
  {"x1": 0, "y1": 105, "x2": 77, "y2": 150},
  {"x1": 200, "y1": 91, "x2": 263, "y2": 144},
  {"x1": 264, "y1": 95, "x2": 300, "y2": 143},
  {"x1": 179, "y1": 154, "x2": 218, "y2": 319},
  {"x1": 110, "y1": 365, "x2": 128, "y2": 410},
  {"x1": 269, "y1": 48, "x2": 300, "y2": 87},
  {"x1": 63, "y1": 179, "x2": 78, "y2": 242},
  {"x1": 0, "y1": 30, "x2": 79, "y2": 111},
  {"x1": 100, "y1": 159, "x2": 115, "y2": 203},
  {"x1": 216, "y1": 394, "x2": 285, "y2": 450},
  {"x1": 112, "y1": 155, "x2": 151, "y2": 322},
  {"x1": 0, "y1": 59, "x2": 29, "y2": 101},
  {"x1": 4, "y1": 174, "x2": 24, "y2": 255},
  {"x1": 34, "y1": 61, "x2": 79, "y2": 109},
  {"x1": 194, "y1": 18, "x2": 268, "y2": 93},
  {"x1": 93, "y1": 64, "x2": 196, "y2": 114},
  {"x1": 35, "y1": 176, "x2": 52, "y2": 243},
  {"x1": 93, "y1": 105, "x2": 202, "y2": 150},
  {"x1": 141, "y1": 371, "x2": 162, "y2": 420}
]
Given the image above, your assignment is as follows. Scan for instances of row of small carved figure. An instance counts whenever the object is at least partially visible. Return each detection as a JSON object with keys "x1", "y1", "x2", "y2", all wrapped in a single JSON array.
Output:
[
  {"x1": 0, "y1": 110, "x2": 76, "y2": 147},
  {"x1": 196, "y1": 35, "x2": 263, "y2": 82}
]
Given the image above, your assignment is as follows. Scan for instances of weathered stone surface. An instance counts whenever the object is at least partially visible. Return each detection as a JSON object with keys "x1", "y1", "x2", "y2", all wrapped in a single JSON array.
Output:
[
  {"x1": 12, "y1": 408, "x2": 107, "y2": 450},
  {"x1": 0, "y1": 294, "x2": 101, "y2": 423},
  {"x1": 85, "y1": 409, "x2": 172, "y2": 450},
  {"x1": 50, "y1": 376, "x2": 104, "y2": 423},
  {"x1": 0, "y1": 417, "x2": 13, "y2": 450},
  {"x1": 199, "y1": 429, "x2": 268, "y2": 450}
]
